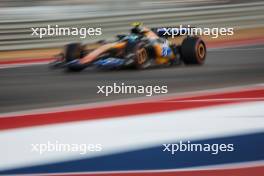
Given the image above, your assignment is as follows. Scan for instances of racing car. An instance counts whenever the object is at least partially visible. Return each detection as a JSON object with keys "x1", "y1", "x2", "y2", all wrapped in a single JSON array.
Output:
[{"x1": 50, "y1": 23, "x2": 206, "y2": 71}]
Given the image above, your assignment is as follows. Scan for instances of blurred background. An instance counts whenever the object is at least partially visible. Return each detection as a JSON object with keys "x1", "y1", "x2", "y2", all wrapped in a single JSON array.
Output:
[
  {"x1": 0, "y1": 1, "x2": 264, "y2": 175},
  {"x1": 0, "y1": 0, "x2": 263, "y2": 112},
  {"x1": 0, "y1": 0, "x2": 263, "y2": 51}
]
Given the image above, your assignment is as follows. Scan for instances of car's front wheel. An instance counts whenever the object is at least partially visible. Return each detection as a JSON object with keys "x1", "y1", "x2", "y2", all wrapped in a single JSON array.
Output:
[{"x1": 64, "y1": 43, "x2": 86, "y2": 72}]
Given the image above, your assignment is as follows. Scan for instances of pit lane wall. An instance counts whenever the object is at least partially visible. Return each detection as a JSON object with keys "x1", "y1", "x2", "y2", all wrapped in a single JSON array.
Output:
[{"x1": 0, "y1": 1, "x2": 264, "y2": 51}]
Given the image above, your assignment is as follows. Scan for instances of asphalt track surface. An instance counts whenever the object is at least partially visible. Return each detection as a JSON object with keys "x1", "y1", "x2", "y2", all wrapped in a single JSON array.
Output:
[{"x1": 1, "y1": 44, "x2": 264, "y2": 113}]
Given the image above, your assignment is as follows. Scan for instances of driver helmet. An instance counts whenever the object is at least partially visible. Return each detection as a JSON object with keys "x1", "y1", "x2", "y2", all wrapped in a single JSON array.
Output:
[{"x1": 131, "y1": 22, "x2": 144, "y2": 34}]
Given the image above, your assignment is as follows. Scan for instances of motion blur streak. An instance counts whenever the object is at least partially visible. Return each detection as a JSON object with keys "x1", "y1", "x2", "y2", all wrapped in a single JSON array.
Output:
[
  {"x1": 0, "y1": 85, "x2": 264, "y2": 130},
  {"x1": 1, "y1": 44, "x2": 264, "y2": 113},
  {"x1": 0, "y1": 0, "x2": 264, "y2": 50},
  {"x1": 39, "y1": 165, "x2": 264, "y2": 176},
  {"x1": 0, "y1": 0, "x2": 264, "y2": 175}
]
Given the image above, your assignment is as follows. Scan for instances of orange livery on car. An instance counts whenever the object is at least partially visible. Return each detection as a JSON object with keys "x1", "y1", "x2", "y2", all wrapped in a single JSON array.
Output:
[{"x1": 50, "y1": 23, "x2": 206, "y2": 71}]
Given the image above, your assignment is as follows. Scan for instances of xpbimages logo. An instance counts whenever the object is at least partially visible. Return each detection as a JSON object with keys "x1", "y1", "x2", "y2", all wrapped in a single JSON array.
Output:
[
  {"x1": 156, "y1": 25, "x2": 234, "y2": 39},
  {"x1": 97, "y1": 83, "x2": 168, "y2": 96},
  {"x1": 31, "y1": 141, "x2": 103, "y2": 155},
  {"x1": 31, "y1": 25, "x2": 102, "y2": 38},
  {"x1": 163, "y1": 141, "x2": 234, "y2": 155}
]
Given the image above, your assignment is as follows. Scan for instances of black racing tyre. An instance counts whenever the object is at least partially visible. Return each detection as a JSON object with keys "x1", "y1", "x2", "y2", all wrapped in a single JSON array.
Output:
[
  {"x1": 64, "y1": 43, "x2": 87, "y2": 72},
  {"x1": 181, "y1": 37, "x2": 206, "y2": 65},
  {"x1": 64, "y1": 43, "x2": 82, "y2": 62},
  {"x1": 134, "y1": 42, "x2": 150, "y2": 69}
]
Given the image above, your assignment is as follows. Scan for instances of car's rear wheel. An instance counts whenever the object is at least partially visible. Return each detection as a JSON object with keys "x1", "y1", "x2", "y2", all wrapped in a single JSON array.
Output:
[
  {"x1": 181, "y1": 37, "x2": 206, "y2": 65},
  {"x1": 134, "y1": 42, "x2": 150, "y2": 69}
]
